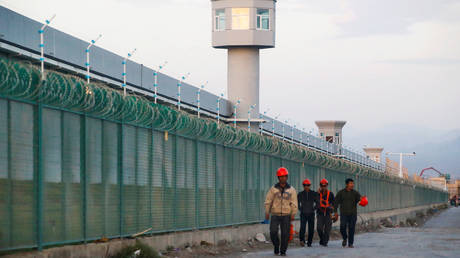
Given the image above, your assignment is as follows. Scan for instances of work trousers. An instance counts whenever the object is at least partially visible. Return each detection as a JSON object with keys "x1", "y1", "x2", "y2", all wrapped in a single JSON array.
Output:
[
  {"x1": 340, "y1": 214, "x2": 357, "y2": 246},
  {"x1": 299, "y1": 213, "x2": 315, "y2": 244},
  {"x1": 270, "y1": 215, "x2": 291, "y2": 254},
  {"x1": 317, "y1": 213, "x2": 332, "y2": 245}
]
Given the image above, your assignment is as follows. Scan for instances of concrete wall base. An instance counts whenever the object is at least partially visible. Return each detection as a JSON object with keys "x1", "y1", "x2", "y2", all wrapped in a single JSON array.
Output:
[{"x1": 4, "y1": 203, "x2": 445, "y2": 258}]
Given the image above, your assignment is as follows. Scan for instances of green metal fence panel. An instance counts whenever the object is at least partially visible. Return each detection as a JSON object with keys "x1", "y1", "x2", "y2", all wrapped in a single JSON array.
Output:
[
  {"x1": 0, "y1": 55, "x2": 449, "y2": 252},
  {"x1": 151, "y1": 130, "x2": 164, "y2": 232},
  {"x1": 206, "y1": 142, "x2": 217, "y2": 227},
  {"x1": 216, "y1": 144, "x2": 230, "y2": 225},
  {"x1": 0, "y1": 97, "x2": 449, "y2": 252},
  {"x1": 232, "y1": 148, "x2": 246, "y2": 224},
  {"x1": 122, "y1": 124, "x2": 137, "y2": 235},
  {"x1": 9, "y1": 101, "x2": 36, "y2": 248},
  {"x1": 42, "y1": 108, "x2": 64, "y2": 244},
  {"x1": 163, "y1": 133, "x2": 175, "y2": 231},
  {"x1": 102, "y1": 121, "x2": 120, "y2": 238},
  {"x1": 175, "y1": 136, "x2": 196, "y2": 230},
  {"x1": 246, "y1": 152, "x2": 256, "y2": 222},
  {"x1": 63, "y1": 112, "x2": 84, "y2": 241},
  {"x1": 136, "y1": 127, "x2": 152, "y2": 233},
  {"x1": 0, "y1": 99, "x2": 9, "y2": 248},
  {"x1": 259, "y1": 154, "x2": 271, "y2": 218},
  {"x1": 85, "y1": 117, "x2": 104, "y2": 239}
]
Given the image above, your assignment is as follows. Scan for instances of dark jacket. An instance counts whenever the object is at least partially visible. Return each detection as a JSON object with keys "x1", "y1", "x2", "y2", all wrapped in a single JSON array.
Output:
[
  {"x1": 297, "y1": 190, "x2": 319, "y2": 214},
  {"x1": 317, "y1": 190, "x2": 335, "y2": 216},
  {"x1": 334, "y1": 188, "x2": 361, "y2": 216}
]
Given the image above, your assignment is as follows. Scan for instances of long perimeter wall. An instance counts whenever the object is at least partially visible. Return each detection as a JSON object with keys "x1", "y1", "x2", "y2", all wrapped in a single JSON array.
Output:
[{"x1": 0, "y1": 56, "x2": 447, "y2": 252}]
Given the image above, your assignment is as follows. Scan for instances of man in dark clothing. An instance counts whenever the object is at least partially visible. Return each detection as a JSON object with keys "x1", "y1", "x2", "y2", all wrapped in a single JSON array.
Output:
[
  {"x1": 316, "y1": 178, "x2": 335, "y2": 247},
  {"x1": 297, "y1": 178, "x2": 319, "y2": 247},
  {"x1": 334, "y1": 178, "x2": 362, "y2": 248}
]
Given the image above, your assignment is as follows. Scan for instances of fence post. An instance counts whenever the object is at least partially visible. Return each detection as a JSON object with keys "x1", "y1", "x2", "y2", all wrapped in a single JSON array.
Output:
[
  {"x1": 135, "y1": 128, "x2": 140, "y2": 232},
  {"x1": 173, "y1": 134, "x2": 177, "y2": 231},
  {"x1": 118, "y1": 123, "x2": 124, "y2": 237},
  {"x1": 149, "y1": 128, "x2": 154, "y2": 236},
  {"x1": 231, "y1": 148, "x2": 234, "y2": 223},
  {"x1": 61, "y1": 111, "x2": 67, "y2": 239},
  {"x1": 101, "y1": 121, "x2": 106, "y2": 236},
  {"x1": 245, "y1": 149, "x2": 248, "y2": 221},
  {"x1": 215, "y1": 143, "x2": 218, "y2": 226},
  {"x1": 7, "y1": 100, "x2": 12, "y2": 248},
  {"x1": 36, "y1": 103, "x2": 43, "y2": 250},
  {"x1": 195, "y1": 138, "x2": 199, "y2": 229},
  {"x1": 81, "y1": 114, "x2": 87, "y2": 243},
  {"x1": 258, "y1": 153, "x2": 261, "y2": 220}
]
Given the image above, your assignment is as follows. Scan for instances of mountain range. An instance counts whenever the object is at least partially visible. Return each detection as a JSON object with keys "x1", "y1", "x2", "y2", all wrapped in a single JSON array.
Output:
[{"x1": 343, "y1": 124, "x2": 460, "y2": 179}]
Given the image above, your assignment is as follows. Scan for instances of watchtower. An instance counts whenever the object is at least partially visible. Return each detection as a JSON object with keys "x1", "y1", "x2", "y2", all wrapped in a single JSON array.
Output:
[{"x1": 211, "y1": 0, "x2": 276, "y2": 129}]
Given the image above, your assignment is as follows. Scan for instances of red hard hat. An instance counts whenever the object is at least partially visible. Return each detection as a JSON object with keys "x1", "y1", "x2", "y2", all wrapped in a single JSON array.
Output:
[
  {"x1": 303, "y1": 179, "x2": 311, "y2": 185},
  {"x1": 277, "y1": 167, "x2": 289, "y2": 177},
  {"x1": 320, "y1": 178, "x2": 329, "y2": 186},
  {"x1": 359, "y1": 196, "x2": 368, "y2": 207}
]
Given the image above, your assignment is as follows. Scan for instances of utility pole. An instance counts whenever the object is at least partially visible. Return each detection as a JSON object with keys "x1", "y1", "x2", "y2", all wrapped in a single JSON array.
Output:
[{"x1": 386, "y1": 152, "x2": 416, "y2": 178}]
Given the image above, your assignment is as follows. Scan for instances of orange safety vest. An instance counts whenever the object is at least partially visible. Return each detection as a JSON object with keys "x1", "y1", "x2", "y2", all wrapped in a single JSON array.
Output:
[{"x1": 319, "y1": 190, "x2": 331, "y2": 215}]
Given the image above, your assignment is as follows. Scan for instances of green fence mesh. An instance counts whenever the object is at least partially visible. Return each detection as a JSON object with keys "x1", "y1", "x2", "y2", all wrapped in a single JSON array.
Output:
[{"x1": 0, "y1": 56, "x2": 448, "y2": 252}]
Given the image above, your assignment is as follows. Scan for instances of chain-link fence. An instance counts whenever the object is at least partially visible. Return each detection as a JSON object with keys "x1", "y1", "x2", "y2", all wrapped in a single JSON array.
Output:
[{"x1": 0, "y1": 56, "x2": 448, "y2": 252}]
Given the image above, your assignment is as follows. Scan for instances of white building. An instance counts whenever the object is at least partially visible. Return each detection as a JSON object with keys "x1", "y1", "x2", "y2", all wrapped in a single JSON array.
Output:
[{"x1": 314, "y1": 121, "x2": 346, "y2": 145}]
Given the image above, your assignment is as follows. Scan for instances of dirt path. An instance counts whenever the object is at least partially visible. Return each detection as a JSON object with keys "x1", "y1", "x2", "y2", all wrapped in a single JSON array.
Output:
[{"x1": 241, "y1": 207, "x2": 460, "y2": 258}]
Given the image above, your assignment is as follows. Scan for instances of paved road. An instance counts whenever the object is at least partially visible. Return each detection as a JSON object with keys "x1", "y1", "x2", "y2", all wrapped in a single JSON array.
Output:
[{"x1": 243, "y1": 207, "x2": 460, "y2": 258}]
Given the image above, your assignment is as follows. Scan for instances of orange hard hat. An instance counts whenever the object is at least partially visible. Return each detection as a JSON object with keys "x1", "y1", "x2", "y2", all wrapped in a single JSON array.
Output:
[
  {"x1": 359, "y1": 196, "x2": 368, "y2": 207},
  {"x1": 277, "y1": 167, "x2": 289, "y2": 177},
  {"x1": 303, "y1": 179, "x2": 311, "y2": 185},
  {"x1": 320, "y1": 178, "x2": 329, "y2": 186}
]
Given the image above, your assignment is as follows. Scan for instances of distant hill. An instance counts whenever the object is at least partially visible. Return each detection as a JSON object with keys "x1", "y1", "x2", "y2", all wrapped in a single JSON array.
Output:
[{"x1": 343, "y1": 124, "x2": 460, "y2": 178}]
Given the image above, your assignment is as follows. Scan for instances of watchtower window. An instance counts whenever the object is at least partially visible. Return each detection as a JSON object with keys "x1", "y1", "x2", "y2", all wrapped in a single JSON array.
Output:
[
  {"x1": 232, "y1": 8, "x2": 250, "y2": 30},
  {"x1": 257, "y1": 9, "x2": 270, "y2": 30},
  {"x1": 215, "y1": 9, "x2": 226, "y2": 31}
]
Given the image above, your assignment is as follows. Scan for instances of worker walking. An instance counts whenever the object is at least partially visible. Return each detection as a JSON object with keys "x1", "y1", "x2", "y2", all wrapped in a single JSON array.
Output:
[
  {"x1": 334, "y1": 178, "x2": 366, "y2": 248},
  {"x1": 297, "y1": 178, "x2": 319, "y2": 247},
  {"x1": 316, "y1": 178, "x2": 335, "y2": 247},
  {"x1": 264, "y1": 167, "x2": 298, "y2": 256}
]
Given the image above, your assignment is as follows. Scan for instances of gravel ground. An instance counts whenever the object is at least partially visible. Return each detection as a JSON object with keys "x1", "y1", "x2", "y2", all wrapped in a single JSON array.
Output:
[{"x1": 242, "y1": 207, "x2": 460, "y2": 258}]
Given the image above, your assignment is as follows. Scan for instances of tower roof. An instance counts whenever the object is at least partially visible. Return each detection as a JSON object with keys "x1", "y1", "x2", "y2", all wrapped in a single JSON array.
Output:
[{"x1": 315, "y1": 120, "x2": 347, "y2": 129}]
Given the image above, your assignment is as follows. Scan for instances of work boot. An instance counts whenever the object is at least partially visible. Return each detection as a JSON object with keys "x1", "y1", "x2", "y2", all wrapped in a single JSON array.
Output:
[
  {"x1": 342, "y1": 240, "x2": 347, "y2": 247},
  {"x1": 300, "y1": 241, "x2": 305, "y2": 247}
]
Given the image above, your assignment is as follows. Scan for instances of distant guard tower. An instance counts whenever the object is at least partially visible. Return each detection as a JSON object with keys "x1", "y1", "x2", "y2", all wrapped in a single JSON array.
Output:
[
  {"x1": 211, "y1": 0, "x2": 276, "y2": 129},
  {"x1": 363, "y1": 147, "x2": 384, "y2": 163},
  {"x1": 315, "y1": 121, "x2": 346, "y2": 145}
]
